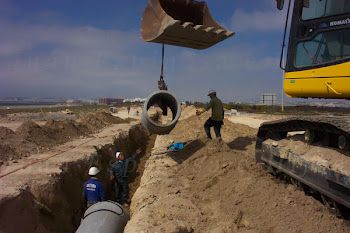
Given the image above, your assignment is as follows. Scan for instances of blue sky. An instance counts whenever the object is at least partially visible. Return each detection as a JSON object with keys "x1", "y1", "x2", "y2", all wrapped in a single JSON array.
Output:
[{"x1": 0, "y1": 0, "x2": 288, "y2": 102}]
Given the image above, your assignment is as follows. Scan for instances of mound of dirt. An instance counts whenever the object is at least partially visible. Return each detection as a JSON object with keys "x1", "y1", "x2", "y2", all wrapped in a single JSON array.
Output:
[
  {"x1": 0, "y1": 111, "x2": 130, "y2": 165},
  {"x1": 95, "y1": 111, "x2": 129, "y2": 124},
  {"x1": 77, "y1": 113, "x2": 108, "y2": 132},
  {"x1": 126, "y1": 115, "x2": 348, "y2": 233},
  {"x1": 123, "y1": 118, "x2": 138, "y2": 124},
  {"x1": 44, "y1": 119, "x2": 85, "y2": 143},
  {"x1": 0, "y1": 126, "x2": 38, "y2": 164},
  {"x1": 170, "y1": 113, "x2": 256, "y2": 146},
  {"x1": 16, "y1": 120, "x2": 57, "y2": 148},
  {"x1": 0, "y1": 144, "x2": 16, "y2": 163},
  {"x1": 179, "y1": 105, "x2": 197, "y2": 121}
]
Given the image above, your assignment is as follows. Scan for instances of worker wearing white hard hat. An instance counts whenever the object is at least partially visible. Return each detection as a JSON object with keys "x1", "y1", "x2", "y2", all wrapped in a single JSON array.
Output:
[
  {"x1": 110, "y1": 148, "x2": 142, "y2": 207},
  {"x1": 88, "y1": 167, "x2": 100, "y2": 176},
  {"x1": 197, "y1": 89, "x2": 224, "y2": 140},
  {"x1": 83, "y1": 166, "x2": 107, "y2": 208}
]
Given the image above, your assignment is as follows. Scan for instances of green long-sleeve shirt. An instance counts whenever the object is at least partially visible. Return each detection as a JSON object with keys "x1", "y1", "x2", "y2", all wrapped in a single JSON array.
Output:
[{"x1": 205, "y1": 96, "x2": 224, "y2": 121}]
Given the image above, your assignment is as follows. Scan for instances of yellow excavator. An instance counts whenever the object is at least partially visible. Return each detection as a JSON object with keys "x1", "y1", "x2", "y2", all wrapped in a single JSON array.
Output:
[{"x1": 141, "y1": 0, "x2": 350, "y2": 217}]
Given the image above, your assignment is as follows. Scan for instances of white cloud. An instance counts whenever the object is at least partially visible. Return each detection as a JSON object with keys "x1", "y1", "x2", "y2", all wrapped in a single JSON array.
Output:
[
  {"x1": 230, "y1": 8, "x2": 285, "y2": 32},
  {"x1": 0, "y1": 21, "x2": 161, "y2": 97},
  {"x1": 0, "y1": 22, "x2": 142, "y2": 57},
  {"x1": 0, "y1": 19, "x2": 283, "y2": 101}
]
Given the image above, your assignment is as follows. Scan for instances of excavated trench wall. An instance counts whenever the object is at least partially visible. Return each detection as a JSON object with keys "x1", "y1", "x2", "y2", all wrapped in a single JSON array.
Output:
[{"x1": 0, "y1": 123, "x2": 152, "y2": 233}]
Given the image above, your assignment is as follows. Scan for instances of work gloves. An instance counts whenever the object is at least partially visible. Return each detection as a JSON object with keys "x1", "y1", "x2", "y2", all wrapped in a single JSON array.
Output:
[{"x1": 196, "y1": 108, "x2": 205, "y2": 116}]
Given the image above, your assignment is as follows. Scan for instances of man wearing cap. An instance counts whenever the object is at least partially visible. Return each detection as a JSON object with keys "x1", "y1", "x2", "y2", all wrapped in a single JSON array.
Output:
[
  {"x1": 110, "y1": 148, "x2": 142, "y2": 206},
  {"x1": 198, "y1": 89, "x2": 224, "y2": 140},
  {"x1": 83, "y1": 167, "x2": 107, "y2": 208}
]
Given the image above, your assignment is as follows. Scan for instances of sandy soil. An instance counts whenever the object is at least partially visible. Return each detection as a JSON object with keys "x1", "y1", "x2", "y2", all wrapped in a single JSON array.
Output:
[
  {"x1": 1, "y1": 106, "x2": 349, "y2": 233},
  {"x1": 0, "y1": 110, "x2": 136, "y2": 165},
  {"x1": 112, "y1": 106, "x2": 143, "y2": 120},
  {"x1": 0, "y1": 108, "x2": 145, "y2": 233},
  {"x1": 125, "y1": 107, "x2": 348, "y2": 233},
  {"x1": 227, "y1": 114, "x2": 284, "y2": 129},
  {"x1": 265, "y1": 135, "x2": 350, "y2": 176}
]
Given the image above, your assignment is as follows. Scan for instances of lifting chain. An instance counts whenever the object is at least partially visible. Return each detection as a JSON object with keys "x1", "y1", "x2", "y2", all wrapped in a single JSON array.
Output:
[{"x1": 158, "y1": 44, "x2": 168, "y2": 90}]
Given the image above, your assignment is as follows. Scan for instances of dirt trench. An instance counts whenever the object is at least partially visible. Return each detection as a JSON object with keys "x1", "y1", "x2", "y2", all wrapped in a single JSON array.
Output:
[
  {"x1": 0, "y1": 110, "x2": 136, "y2": 165},
  {"x1": 125, "y1": 113, "x2": 350, "y2": 233},
  {"x1": 0, "y1": 123, "x2": 155, "y2": 233}
]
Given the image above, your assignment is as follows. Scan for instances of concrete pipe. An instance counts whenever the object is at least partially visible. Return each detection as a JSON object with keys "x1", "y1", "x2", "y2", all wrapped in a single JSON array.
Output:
[
  {"x1": 76, "y1": 201, "x2": 129, "y2": 233},
  {"x1": 141, "y1": 90, "x2": 181, "y2": 135}
]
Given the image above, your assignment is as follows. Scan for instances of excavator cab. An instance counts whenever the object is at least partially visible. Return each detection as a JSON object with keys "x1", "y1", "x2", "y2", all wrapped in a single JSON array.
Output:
[{"x1": 141, "y1": 0, "x2": 234, "y2": 49}]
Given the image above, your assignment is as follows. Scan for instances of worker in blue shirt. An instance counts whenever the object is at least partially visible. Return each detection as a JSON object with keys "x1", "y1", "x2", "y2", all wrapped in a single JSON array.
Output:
[
  {"x1": 110, "y1": 148, "x2": 141, "y2": 206},
  {"x1": 83, "y1": 167, "x2": 107, "y2": 208}
]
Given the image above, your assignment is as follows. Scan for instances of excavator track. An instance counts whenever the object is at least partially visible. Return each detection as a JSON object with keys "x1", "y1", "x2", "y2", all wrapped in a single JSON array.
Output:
[{"x1": 255, "y1": 116, "x2": 350, "y2": 217}]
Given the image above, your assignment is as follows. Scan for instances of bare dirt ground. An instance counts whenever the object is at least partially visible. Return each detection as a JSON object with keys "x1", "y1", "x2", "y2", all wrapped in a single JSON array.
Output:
[
  {"x1": 0, "y1": 109, "x2": 136, "y2": 165},
  {"x1": 125, "y1": 108, "x2": 349, "y2": 233},
  {"x1": 1, "y1": 105, "x2": 349, "y2": 233},
  {"x1": 227, "y1": 113, "x2": 284, "y2": 129},
  {"x1": 0, "y1": 106, "x2": 146, "y2": 233}
]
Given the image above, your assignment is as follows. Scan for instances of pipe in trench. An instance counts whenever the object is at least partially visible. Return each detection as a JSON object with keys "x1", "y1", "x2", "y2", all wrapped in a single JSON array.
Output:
[
  {"x1": 141, "y1": 90, "x2": 181, "y2": 135},
  {"x1": 76, "y1": 201, "x2": 129, "y2": 233}
]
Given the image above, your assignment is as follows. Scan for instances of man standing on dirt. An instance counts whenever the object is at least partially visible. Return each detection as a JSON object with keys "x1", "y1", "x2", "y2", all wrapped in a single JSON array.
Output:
[
  {"x1": 197, "y1": 89, "x2": 224, "y2": 140},
  {"x1": 110, "y1": 148, "x2": 141, "y2": 206},
  {"x1": 127, "y1": 105, "x2": 131, "y2": 115},
  {"x1": 83, "y1": 167, "x2": 107, "y2": 208}
]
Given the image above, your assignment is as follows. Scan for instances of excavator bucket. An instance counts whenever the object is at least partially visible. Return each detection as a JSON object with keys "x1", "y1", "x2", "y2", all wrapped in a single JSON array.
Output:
[{"x1": 141, "y1": 0, "x2": 235, "y2": 50}]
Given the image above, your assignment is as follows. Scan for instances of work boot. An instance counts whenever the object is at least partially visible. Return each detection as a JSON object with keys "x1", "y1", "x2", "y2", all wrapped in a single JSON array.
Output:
[{"x1": 204, "y1": 138, "x2": 212, "y2": 143}]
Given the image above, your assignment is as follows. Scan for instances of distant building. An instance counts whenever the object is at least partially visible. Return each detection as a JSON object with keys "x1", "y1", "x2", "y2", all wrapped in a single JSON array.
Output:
[
  {"x1": 123, "y1": 98, "x2": 146, "y2": 103},
  {"x1": 67, "y1": 99, "x2": 82, "y2": 104},
  {"x1": 98, "y1": 98, "x2": 124, "y2": 105}
]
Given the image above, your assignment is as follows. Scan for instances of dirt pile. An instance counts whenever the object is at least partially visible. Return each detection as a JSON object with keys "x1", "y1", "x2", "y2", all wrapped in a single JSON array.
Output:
[
  {"x1": 77, "y1": 111, "x2": 133, "y2": 132},
  {"x1": 126, "y1": 115, "x2": 348, "y2": 232},
  {"x1": 1, "y1": 111, "x2": 132, "y2": 165},
  {"x1": 0, "y1": 127, "x2": 38, "y2": 164},
  {"x1": 0, "y1": 123, "x2": 151, "y2": 233},
  {"x1": 16, "y1": 120, "x2": 58, "y2": 148},
  {"x1": 0, "y1": 190, "x2": 52, "y2": 233},
  {"x1": 77, "y1": 113, "x2": 108, "y2": 132},
  {"x1": 45, "y1": 119, "x2": 84, "y2": 141},
  {"x1": 266, "y1": 135, "x2": 350, "y2": 176},
  {"x1": 179, "y1": 105, "x2": 197, "y2": 121},
  {"x1": 95, "y1": 111, "x2": 127, "y2": 124}
]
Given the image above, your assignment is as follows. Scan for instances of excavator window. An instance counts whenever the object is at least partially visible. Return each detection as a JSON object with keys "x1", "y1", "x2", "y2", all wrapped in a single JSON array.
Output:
[
  {"x1": 302, "y1": 0, "x2": 350, "y2": 20},
  {"x1": 295, "y1": 29, "x2": 350, "y2": 67}
]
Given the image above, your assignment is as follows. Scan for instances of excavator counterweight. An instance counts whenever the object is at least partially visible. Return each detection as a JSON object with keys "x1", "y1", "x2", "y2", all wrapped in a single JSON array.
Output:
[{"x1": 141, "y1": 0, "x2": 234, "y2": 49}]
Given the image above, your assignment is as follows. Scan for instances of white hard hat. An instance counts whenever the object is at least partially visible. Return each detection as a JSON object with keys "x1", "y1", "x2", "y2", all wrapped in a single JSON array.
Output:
[
  {"x1": 88, "y1": 167, "x2": 100, "y2": 176},
  {"x1": 208, "y1": 89, "x2": 216, "y2": 96},
  {"x1": 116, "y1": 152, "x2": 121, "y2": 159}
]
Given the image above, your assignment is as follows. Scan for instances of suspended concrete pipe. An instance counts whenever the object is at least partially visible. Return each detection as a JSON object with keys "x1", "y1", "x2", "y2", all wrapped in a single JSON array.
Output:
[
  {"x1": 76, "y1": 201, "x2": 129, "y2": 233},
  {"x1": 141, "y1": 90, "x2": 181, "y2": 135}
]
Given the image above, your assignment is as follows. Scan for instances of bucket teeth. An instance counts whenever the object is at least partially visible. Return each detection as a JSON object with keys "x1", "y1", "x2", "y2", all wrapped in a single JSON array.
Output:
[
  {"x1": 182, "y1": 22, "x2": 194, "y2": 28},
  {"x1": 193, "y1": 25, "x2": 204, "y2": 30},
  {"x1": 204, "y1": 27, "x2": 214, "y2": 33},
  {"x1": 215, "y1": 29, "x2": 224, "y2": 35},
  {"x1": 225, "y1": 31, "x2": 235, "y2": 37},
  {"x1": 141, "y1": 0, "x2": 235, "y2": 49}
]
